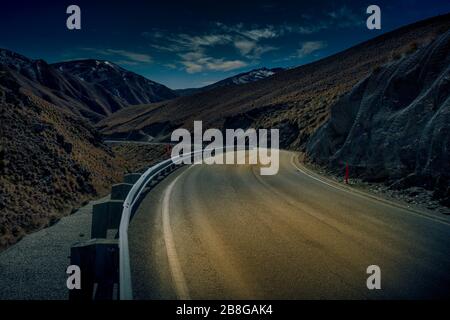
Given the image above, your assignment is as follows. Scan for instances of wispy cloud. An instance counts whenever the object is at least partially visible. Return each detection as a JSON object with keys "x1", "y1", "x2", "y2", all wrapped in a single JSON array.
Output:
[
  {"x1": 141, "y1": 10, "x2": 358, "y2": 72},
  {"x1": 233, "y1": 39, "x2": 277, "y2": 59},
  {"x1": 179, "y1": 51, "x2": 247, "y2": 73},
  {"x1": 328, "y1": 6, "x2": 363, "y2": 27},
  {"x1": 80, "y1": 48, "x2": 153, "y2": 64},
  {"x1": 163, "y1": 63, "x2": 178, "y2": 69},
  {"x1": 296, "y1": 41, "x2": 327, "y2": 58},
  {"x1": 218, "y1": 23, "x2": 281, "y2": 40},
  {"x1": 145, "y1": 32, "x2": 232, "y2": 53},
  {"x1": 105, "y1": 49, "x2": 152, "y2": 63},
  {"x1": 144, "y1": 28, "x2": 253, "y2": 73},
  {"x1": 143, "y1": 24, "x2": 284, "y2": 68},
  {"x1": 281, "y1": 22, "x2": 329, "y2": 35}
]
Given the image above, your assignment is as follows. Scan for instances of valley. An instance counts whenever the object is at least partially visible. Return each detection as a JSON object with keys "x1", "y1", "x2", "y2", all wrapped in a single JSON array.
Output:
[
  {"x1": 0, "y1": 1, "x2": 450, "y2": 302},
  {"x1": 1, "y1": 13, "x2": 449, "y2": 253}
]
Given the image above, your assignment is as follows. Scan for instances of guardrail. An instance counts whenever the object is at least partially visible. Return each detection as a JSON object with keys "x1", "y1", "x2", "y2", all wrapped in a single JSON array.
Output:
[
  {"x1": 119, "y1": 147, "x2": 229, "y2": 299},
  {"x1": 119, "y1": 157, "x2": 176, "y2": 299},
  {"x1": 67, "y1": 145, "x2": 250, "y2": 300},
  {"x1": 118, "y1": 145, "x2": 256, "y2": 299}
]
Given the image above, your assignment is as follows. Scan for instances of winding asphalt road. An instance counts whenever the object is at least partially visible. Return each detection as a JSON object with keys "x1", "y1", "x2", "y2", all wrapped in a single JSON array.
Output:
[{"x1": 129, "y1": 150, "x2": 450, "y2": 299}]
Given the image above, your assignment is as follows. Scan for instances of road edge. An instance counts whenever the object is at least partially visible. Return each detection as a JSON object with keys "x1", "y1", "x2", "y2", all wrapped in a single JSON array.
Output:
[{"x1": 290, "y1": 153, "x2": 450, "y2": 227}]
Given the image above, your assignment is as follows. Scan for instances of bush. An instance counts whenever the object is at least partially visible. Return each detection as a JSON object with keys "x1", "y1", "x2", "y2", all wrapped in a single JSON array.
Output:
[
  {"x1": 406, "y1": 42, "x2": 419, "y2": 55},
  {"x1": 372, "y1": 65, "x2": 382, "y2": 73},
  {"x1": 391, "y1": 52, "x2": 402, "y2": 61}
]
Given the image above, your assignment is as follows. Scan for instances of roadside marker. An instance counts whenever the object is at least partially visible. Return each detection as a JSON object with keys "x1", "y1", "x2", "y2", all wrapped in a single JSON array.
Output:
[{"x1": 345, "y1": 163, "x2": 349, "y2": 184}]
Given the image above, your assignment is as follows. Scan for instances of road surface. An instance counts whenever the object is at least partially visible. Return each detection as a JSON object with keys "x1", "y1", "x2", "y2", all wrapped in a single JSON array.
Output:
[{"x1": 129, "y1": 150, "x2": 450, "y2": 299}]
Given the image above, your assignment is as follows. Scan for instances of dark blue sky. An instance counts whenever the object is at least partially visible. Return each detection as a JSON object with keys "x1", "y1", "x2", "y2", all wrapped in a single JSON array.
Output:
[{"x1": 1, "y1": 0, "x2": 449, "y2": 89}]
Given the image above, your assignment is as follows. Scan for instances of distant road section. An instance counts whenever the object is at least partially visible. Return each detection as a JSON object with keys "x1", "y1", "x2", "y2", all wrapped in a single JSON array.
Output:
[{"x1": 129, "y1": 151, "x2": 450, "y2": 299}]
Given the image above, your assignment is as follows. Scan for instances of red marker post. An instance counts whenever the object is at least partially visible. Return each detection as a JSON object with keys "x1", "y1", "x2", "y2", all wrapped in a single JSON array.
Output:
[
  {"x1": 344, "y1": 163, "x2": 349, "y2": 184},
  {"x1": 165, "y1": 144, "x2": 172, "y2": 158}
]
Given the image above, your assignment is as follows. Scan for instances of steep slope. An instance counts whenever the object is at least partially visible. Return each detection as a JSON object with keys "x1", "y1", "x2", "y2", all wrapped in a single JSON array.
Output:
[
  {"x1": 99, "y1": 14, "x2": 450, "y2": 147},
  {"x1": 0, "y1": 49, "x2": 178, "y2": 122},
  {"x1": 52, "y1": 59, "x2": 178, "y2": 110},
  {"x1": 306, "y1": 30, "x2": 450, "y2": 206},
  {"x1": 0, "y1": 67, "x2": 125, "y2": 249},
  {"x1": 0, "y1": 49, "x2": 104, "y2": 122},
  {"x1": 175, "y1": 67, "x2": 284, "y2": 96}
]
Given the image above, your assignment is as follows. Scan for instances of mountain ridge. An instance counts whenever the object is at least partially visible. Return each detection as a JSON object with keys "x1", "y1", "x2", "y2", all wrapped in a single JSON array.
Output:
[
  {"x1": 98, "y1": 13, "x2": 450, "y2": 145},
  {"x1": 0, "y1": 49, "x2": 178, "y2": 122},
  {"x1": 52, "y1": 59, "x2": 177, "y2": 109},
  {"x1": 175, "y1": 67, "x2": 285, "y2": 96}
]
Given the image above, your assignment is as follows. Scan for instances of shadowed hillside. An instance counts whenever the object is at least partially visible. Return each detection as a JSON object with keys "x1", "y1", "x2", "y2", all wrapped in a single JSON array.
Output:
[{"x1": 0, "y1": 67, "x2": 127, "y2": 248}]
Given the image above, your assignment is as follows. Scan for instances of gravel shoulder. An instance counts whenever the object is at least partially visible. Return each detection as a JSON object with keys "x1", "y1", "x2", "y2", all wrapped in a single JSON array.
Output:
[
  {"x1": 300, "y1": 154, "x2": 450, "y2": 221},
  {"x1": 0, "y1": 195, "x2": 109, "y2": 300}
]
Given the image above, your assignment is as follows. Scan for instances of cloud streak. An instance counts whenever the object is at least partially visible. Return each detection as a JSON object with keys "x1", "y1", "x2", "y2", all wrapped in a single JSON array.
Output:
[
  {"x1": 144, "y1": 28, "x2": 254, "y2": 73},
  {"x1": 80, "y1": 48, "x2": 153, "y2": 64},
  {"x1": 142, "y1": 7, "x2": 361, "y2": 72},
  {"x1": 179, "y1": 51, "x2": 247, "y2": 73},
  {"x1": 328, "y1": 6, "x2": 363, "y2": 27},
  {"x1": 296, "y1": 41, "x2": 327, "y2": 58},
  {"x1": 105, "y1": 49, "x2": 152, "y2": 63}
]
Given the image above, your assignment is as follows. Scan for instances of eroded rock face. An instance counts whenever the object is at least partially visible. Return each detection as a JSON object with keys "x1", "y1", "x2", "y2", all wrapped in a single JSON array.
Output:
[{"x1": 307, "y1": 30, "x2": 450, "y2": 203}]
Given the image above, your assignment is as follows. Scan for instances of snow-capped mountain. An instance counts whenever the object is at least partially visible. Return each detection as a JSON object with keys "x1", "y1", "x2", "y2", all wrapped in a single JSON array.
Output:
[
  {"x1": 52, "y1": 60, "x2": 177, "y2": 106},
  {"x1": 227, "y1": 67, "x2": 284, "y2": 85},
  {"x1": 0, "y1": 48, "x2": 178, "y2": 122},
  {"x1": 176, "y1": 67, "x2": 284, "y2": 96}
]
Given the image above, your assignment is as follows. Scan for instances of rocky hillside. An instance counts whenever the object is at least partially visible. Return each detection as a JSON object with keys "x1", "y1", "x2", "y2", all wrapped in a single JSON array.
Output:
[
  {"x1": 0, "y1": 67, "x2": 126, "y2": 249},
  {"x1": 307, "y1": 30, "x2": 450, "y2": 206},
  {"x1": 0, "y1": 49, "x2": 177, "y2": 122},
  {"x1": 98, "y1": 14, "x2": 450, "y2": 147},
  {"x1": 53, "y1": 60, "x2": 177, "y2": 112}
]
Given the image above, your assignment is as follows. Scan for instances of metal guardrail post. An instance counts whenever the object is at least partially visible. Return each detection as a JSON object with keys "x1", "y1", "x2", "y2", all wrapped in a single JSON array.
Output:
[
  {"x1": 91, "y1": 200, "x2": 124, "y2": 238},
  {"x1": 124, "y1": 173, "x2": 142, "y2": 184},
  {"x1": 69, "y1": 239, "x2": 119, "y2": 300},
  {"x1": 111, "y1": 183, "x2": 134, "y2": 200}
]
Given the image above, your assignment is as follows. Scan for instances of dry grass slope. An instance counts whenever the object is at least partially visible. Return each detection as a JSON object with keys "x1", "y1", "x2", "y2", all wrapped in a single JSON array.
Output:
[
  {"x1": 0, "y1": 65, "x2": 171, "y2": 249},
  {"x1": 0, "y1": 68, "x2": 127, "y2": 249}
]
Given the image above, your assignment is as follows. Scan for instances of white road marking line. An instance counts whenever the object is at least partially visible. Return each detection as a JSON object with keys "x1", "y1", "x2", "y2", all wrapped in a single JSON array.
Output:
[
  {"x1": 162, "y1": 172, "x2": 191, "y2": 300},
  {"x1": 290, "y1": 155, "x2": 344, "y2": 191},
  {"x1": 290, "y1": 154, "x2": 450, "y2": 226}
]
